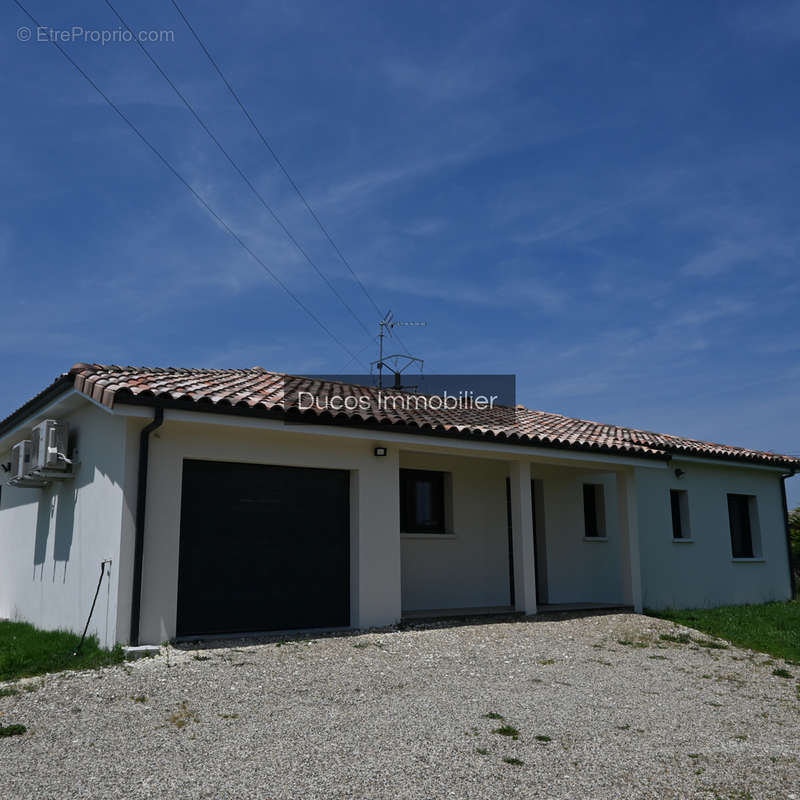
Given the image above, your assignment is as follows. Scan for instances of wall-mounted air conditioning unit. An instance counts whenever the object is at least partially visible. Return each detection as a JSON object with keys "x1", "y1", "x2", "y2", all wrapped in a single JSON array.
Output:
[
  {"x1": 11, "y1": 440, "x2": 32, "y2": 480},
  {"x1": 7, "y1": 420, "x2": 74, "y2": 489},
  {"x1": 9, "y1": 440, "x2": 48, "y2": 488},
  {"x1": 31, "y1": 419, "x2": 70, "y2": 472}
]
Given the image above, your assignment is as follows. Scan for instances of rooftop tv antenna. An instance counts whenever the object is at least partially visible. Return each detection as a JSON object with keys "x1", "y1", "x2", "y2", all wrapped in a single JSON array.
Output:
[{"x1": 371, "y1": 311, "x2": 427, "y2": 389}]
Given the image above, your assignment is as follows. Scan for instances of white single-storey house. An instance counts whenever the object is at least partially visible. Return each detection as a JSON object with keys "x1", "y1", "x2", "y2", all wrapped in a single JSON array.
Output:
[{"x1": 0, "y1": 363, "x2": 797, "y2": 648}]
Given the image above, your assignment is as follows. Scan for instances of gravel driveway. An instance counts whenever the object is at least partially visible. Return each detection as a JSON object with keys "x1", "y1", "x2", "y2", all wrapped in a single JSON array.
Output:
[{"x1": 1, "y1": 612, "x2": 798, "y2": 799}]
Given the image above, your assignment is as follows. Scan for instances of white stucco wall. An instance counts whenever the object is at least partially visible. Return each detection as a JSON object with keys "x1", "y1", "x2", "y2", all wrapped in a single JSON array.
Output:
[
  {"x1": 3, "y1": 395, "x2": 791, "y2": 648},
  {"x1": 399, "y1": 451, "x2": 511, "y2": 612},
  {"x1": 532, "y1": 465, "x2": 627, "y2": 605},
  {"x1": 0, "y1": 403, "x2": 129, "y2": 648},
  {"x1": 136, "y1": 416, "x2": 402, "y2": 644},
  {"x1": 637, "y1": 460, "x2": 792, "y2": 609}
]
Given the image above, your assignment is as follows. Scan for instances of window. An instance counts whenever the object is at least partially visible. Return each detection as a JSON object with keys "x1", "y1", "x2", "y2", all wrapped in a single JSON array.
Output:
[
  {"x1": 583, "y1": 483, "x2": 606, "y2": 538},
  {"x1": 727, "y1": 494, "x2": 759, "y2": 559},
  {"x1": 400, "y1": 469, "x2": 447, "y2": 534},
  {"x1": 670, "y1": 489, "x2": 690, "y2": 539}
]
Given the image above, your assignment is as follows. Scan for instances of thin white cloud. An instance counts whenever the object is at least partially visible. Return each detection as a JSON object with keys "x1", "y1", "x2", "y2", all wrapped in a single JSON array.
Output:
[
  {"x1": 401, "y1": 218, "x2": 447, "y2": 237},
  {"x1": 683, "y1": 232, "x2": 798, "y2": 278},
  {"x1": 733, "y1": 0, "x2": 800, "y2": 43},
  {"x1": 383, "y1": 59, "x2": 491, "y2": 104},
  {"x1": 317, "y1": 138, "x2": 493, "y2": 210},
  {"x1": 681, "y1": 239, "x2": 757, "y2": 278},
  {"x1": 670, "y1": 298, "x2": 751, "y2": 327}
]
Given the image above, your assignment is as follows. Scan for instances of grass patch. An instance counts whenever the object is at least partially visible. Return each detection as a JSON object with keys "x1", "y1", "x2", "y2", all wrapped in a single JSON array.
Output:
[
  {"x1": 131, "y1": 694, "x2": 147, "y2": 703},
  {"x1": 168, "y1": 700, "x2": 199, "y2": 729},
  {"x1": 617, "y1": 639, "x2": 648, "y2": 648},
  {"x1": 659, "y1": 632, "x2": 691, "y2": 644},
  {"x1": 693, "y1": 638, "x2": 728, "y2": 650},
  {"x1": 482, "y1": 712, "x2": 504, "y2": 720},
  {"x1": 772, "y1": 668, "x2": 792, "y2": 679},
  {"x1": 535, "y1": 734, "x2": 552, "y2": 742},
  {"x1": 0, "y1": 620, "x2": 124, "y2": 682},
  {"x1": 502, "y1": 757, "x2": 524, "y2": 766},
  {"x1": 649, "y1": 601, "x2": 800, "y2": 662},
  {"x1": 0, "y1": 687, "x2": 21, "y2": 698},
  {"x1": 492, "y1": 724, "x2": 520, "y2": 740},
  {"x1": 192, "y1": 654, "x2": 211, "y2": 662},
  {"x1": 0, "y1": 724, "x2": 26, "y2": 737},
  {"x1": 475, "y1": 747, "x2": 489, "y2": 755}
]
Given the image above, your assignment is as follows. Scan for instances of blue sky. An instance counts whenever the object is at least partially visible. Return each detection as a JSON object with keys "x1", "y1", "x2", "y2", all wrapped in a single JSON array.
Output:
[{"x1": 2, "y1": 1, "x2": 799, "y2": 505}]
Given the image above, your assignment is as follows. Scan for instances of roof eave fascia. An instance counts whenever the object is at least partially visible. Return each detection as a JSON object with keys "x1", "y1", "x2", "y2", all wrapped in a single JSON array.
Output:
[
  {"x1": 0, "y1": 379, "x2": 123, "y2": 453},
  {"x1": 112, "y1": 393, "x2": 671, "y2": 467},
  {"x1": 0, "y1": 384, "x2": 77, "y2": 451},
  {"x1": 667, "y1": 452, "x2": 798, "y2": 473}
]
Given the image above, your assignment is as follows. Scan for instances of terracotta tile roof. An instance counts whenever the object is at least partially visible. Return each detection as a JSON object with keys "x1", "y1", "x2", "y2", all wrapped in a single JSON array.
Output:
[
  {"x1": 49, "y1": 362, "x2": 798, "y2": 469},
  {"x1": 1, "y1": 362, "x2": 796, "y2": 468}
]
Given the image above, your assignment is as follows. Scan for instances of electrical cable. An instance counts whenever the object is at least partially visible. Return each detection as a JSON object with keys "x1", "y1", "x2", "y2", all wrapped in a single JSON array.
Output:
[
  {"x1": 169, "y1": 0, "x2": 412, "y2": 353},
  {"x1": 104, "y1": 0, "x2": 373, "y2": 341},
  {"x1": 73, "y1": 559, "x2": 110, "y2": 656},
  {"x1": 12, "y1": 0, "x2": 364, "y2": 365},
  {"x1": 341, "y1": 335, "x2": 380, "y2": 371}
]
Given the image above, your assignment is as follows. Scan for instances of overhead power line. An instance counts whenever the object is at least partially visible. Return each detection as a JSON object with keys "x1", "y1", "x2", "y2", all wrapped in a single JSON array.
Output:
[
  {"x1": 103, "y1": 0, "x2": 373, "y2": 342},
  {"x1": 341, "y1": 335, "x2": 379, "y2": 371},
  {"x1": 169, "y1": 0, "x2": 411, "y2": 353},
  {"x1": 11, "y1": 0, "x2": 363, "y2": 365}
]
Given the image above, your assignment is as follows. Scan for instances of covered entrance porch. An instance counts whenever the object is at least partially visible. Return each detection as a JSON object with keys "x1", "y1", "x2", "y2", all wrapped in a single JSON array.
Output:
[{"x1": 398, "y1": 442, "x2": 654, "y2": 619}]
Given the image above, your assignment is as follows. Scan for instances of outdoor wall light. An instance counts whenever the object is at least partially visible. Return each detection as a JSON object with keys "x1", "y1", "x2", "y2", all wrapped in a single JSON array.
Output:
[
  {"x1": 374, "y1": 446, "x2": 387, "y2": 457},
  {"x1": 674, "y1": 468, "x2": 686, "y2": 479}
]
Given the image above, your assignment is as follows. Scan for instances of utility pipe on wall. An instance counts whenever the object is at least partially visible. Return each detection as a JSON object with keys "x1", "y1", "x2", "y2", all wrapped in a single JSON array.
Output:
[
  {"x1": 781, "y1": 469, "x2": 797, "y2": 600},
  {"x1": 130, "y1": 407, "x2": 164, "y2": 646}
]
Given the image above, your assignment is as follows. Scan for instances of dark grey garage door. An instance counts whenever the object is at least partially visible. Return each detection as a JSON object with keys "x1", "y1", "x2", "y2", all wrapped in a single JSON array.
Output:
[{"x1": 177, "y1": 459, "x2": 350, "y2": 637}]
